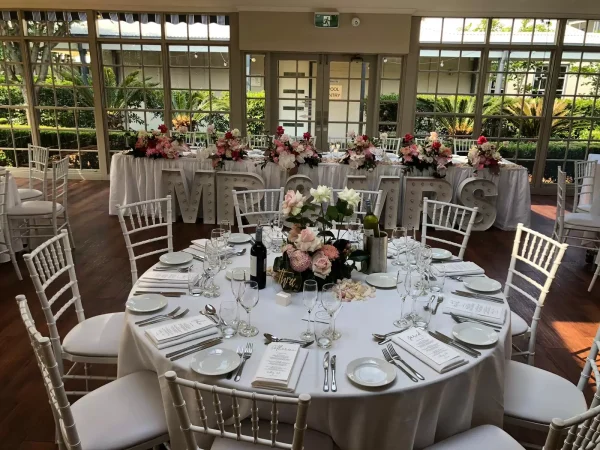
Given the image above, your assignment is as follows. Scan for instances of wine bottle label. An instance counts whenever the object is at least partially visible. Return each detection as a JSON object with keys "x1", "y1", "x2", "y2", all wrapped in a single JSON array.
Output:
[
  {"x1": 250, "y1": 255, "x2": 257, "y2": 277},
  {"x1": 364, "y1": 229, "x2": 374, "y2": 237}
]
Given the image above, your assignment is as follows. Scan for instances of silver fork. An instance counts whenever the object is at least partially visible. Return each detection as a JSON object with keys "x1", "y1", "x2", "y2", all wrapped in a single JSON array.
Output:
[
  {"x1": 138, "y1": 308, "x2": 189, "y2": 327},
  {"x1": 382, "y1": 348, "x2": 418, "y2": 383},
  {"x1": 134, "y1": 306, "x2": 181, "y2": 325},
  {"x1": 234, "y1": 343, "x2": 253, "y2": 382},
  {"x1": 386, "y1": 343, "x2": 425, "y2": 380},
  {"x1": 153, "y1": 267, "x2": 191, "y2": 273},
  {"x1": 228, "y1": 346, "x2": 244, "y2": 380}
]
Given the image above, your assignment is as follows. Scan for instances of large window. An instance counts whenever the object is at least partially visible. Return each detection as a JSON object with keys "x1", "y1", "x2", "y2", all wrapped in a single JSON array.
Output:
[
  {"x1": 378, "y1": 56, "x2": 402, "y2": 137},
  {"x1": 245, "y1": 53, "x2": 266, "y2": 135}
]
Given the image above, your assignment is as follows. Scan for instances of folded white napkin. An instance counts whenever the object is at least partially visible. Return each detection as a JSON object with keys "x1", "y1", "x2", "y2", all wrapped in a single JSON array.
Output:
[
  {"x1": 145, "y1": 315, "x2": 217, "y2": 349},
  {"x1": 392, "y1": 328, "x2": 467, "y2": 374},
  {"x1": 191, "y1": 239, "x2": 233, "y2": 251},
  {"x1": 140, "y1": 271, "x2": 192, "y2": 283},
  {"x1": 443, "y1": 296, "x2": 506, "y2": 325},
  {"x1": 251, "y1": 348, "x2": 308, "y2": 393},
  {"x1": 153, "y1": 328, "x2": 219, "y2": 350},
  {"x1": 434, "y1": 261, "x2": 485, "y2": 276}
]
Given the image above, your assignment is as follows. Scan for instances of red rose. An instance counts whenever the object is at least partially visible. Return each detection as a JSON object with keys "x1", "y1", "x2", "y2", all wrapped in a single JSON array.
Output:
[
  {"x1": 158, "y1": 124, "x2": 167, "y2": 133},
  {"x1": 276, "y1": 126, "x2": 285, "y2": 136},
  {"x1": 225, "y1": 131, "x2": 233, "y2": 140},
  {"x1": 404, "y1": 133, "x2": 414, "y2": 141},
  {"x1": 432, "y1": 141, "x2": 441, "y2": 149},
  {"x1": 232, "y1": 150, "x2": 240, "y2": 160},
  {"x1": 303, "y1": 132, "x2": 311, "y2": 140},
  {"x1": 477, "y1": 135, "x2": 488, "y2": 145},
  {"x1": 362, "y1": 135, "x2": 369, "y2": 141}
]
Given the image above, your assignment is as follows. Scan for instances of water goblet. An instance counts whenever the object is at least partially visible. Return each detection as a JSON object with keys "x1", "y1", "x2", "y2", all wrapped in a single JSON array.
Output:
[
  {"x1": 220, "y1": 220, "x2": 233, "y2": 264},
  {"x1": 391, "y1": 227, "x2": 407, "y2": 266},
  {"x1": 239, "y1": 281, "x2": 260, "y2": 337},
  {"x1": 300, "y1": 280, "x2": 318, "y2": 341},
  {"x1": 429, "y1": 266, "x2": 446, "y2": 293},
  {"x1": 321, "y1": 283, "x2": 342, "y2": 338},
  {"x1": 202, "y1": 243, "x2": 220, "y2": 298},
  {"x1": 315, "y1": 310, "x2": 332, "y2": 349},
  {"x1": 230, "y1": 268, "x2": 247, "y2": 327},
  {"x1": 219, "y1": 301, "x2": 238, "y2": 339}
]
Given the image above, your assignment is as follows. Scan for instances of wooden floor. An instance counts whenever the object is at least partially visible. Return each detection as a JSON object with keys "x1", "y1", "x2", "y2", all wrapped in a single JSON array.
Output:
[{"x1": 1, "y1": 180, "x2": 599, "y2": 449}]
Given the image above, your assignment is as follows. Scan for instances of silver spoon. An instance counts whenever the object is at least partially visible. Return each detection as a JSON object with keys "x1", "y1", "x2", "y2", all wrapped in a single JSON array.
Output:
[
  {"x1": 205, "y1": 304, "x2": 221, "y2": 323},
  {"x1": 423, "y1": 294, "x2": 437, "y2": 311},
  {"x1": 264, "y1": 333, "x2": 313, "y2": 346}
]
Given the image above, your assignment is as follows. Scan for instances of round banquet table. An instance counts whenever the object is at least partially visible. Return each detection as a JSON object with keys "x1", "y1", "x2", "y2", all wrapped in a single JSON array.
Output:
[
  {"x1": 0, "y1": 170, "x2": 24, "y2": 263},
  {"x1": 117, "y1": 245, "x2": 511, "y2": 450}
]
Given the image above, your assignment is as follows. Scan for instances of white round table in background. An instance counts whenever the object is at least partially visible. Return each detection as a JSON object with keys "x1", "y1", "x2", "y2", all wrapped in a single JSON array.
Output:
[
  {"x1": 117, "y1": 245, "x2": 511, "y2": 450},
  {"x1": 0, "y1": 171, "x2": 23, "y2": 263}
]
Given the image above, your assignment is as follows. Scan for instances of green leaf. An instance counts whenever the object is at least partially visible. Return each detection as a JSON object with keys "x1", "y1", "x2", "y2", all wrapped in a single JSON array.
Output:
[
  {"x1": 336, "y1": 199, "x2": 349, "y2": 216},
  {"x1": 326, "y1": 205, "x2": 339, "y2": 220},
  {"x1": 348, "y1": 254, "x2": 369, "y2": 262},
  {"x1": 316, "y1": 217, "x2": 333, "y2": 228},
  {"x1": 317, "y1": 230, "x2": 336, "y2": 239},
  {"x1": 285, "y1": 216, "x2": 302, "y2": 224}
]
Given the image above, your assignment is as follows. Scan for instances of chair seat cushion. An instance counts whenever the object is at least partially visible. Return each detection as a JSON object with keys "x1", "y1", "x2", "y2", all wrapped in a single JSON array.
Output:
[
  {"x1": 510, "y1": 311, "x2": 529, "y2": 336},
  {"x1": 7, "y1": 200, "x2": 63, "y2": 216},
  {"x1": 70, "y1": 370, "x2": 167, "y2": 450},
  {"x1": 565, "y1": 212, "x2": 600, "y2": 228},
  {"x1": 504, "y1": 360, "x2": 587, "y2": 424},
  {"x1": 18, "y1": 188, "x2": 43, "y2": 201},
  {"x1": 578, "y1": 203, "x2": 592, "y2": 212},
  {"x1": 424, "y1": 425, "x2": 524, "y2": 450},
  {"x1": 211, "y1": 420, "x2": 334, "y2": 450},
  {"x1": 62, "y1": 312, "x2": 124, "y2": 358}
]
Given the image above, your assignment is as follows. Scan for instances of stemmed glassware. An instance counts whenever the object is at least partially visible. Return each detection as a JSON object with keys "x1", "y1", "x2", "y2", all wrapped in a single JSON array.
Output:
[
  {"x1": 391, "y1": 227, "x2": 407, "y2": 266},
  {"x1": 230, "y1": 268, "x2": 246, "y2": 327},
  {"x1": 202, "y1": 243, "x2": 221, "y2": 298},
  {"x1": 300, "y1": 280, "x2": 318, "y2": 341},
  {"x1": 220, "y1": 220, "x2": 232, "y2": 265},
  {"x1": 406, "y1": 271, "x2": 431, "y2": 330},
  {"x1": 321, "y1": 283, "x2": 342, "y2": 340},
  {"x1": 211, "y1": 228, "x2": 228, "y2": 269},
  {"x1": 219, "y1": 301, "x2": 238, "y2": 338},
  {"x1": 393, "y1": 269, "x2": 412, "y2": 328},
  {"x1": 239, "y1": 281, "x2": 260, "y2": 337}
]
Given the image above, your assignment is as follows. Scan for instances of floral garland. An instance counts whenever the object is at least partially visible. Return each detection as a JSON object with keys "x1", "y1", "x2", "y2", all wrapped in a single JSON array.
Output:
[
  {"x1": 260, "y1": 126, "x2": 321, "y2": 171},
  {"x1": 467, "y1": 135, "x2": 502, "y2": 175},
  {"x1": 127, "y1": 124, "x2": 189, "y2": 159},
  {"x1": 339, "y1": 131, "x2": 381, "y2": 171},
  {"x1": 205, "y1": 124, "x2": 249, "y2": 169},
  {"x1": 400, "y1": 131, "x2": 452, "y2": 178}
]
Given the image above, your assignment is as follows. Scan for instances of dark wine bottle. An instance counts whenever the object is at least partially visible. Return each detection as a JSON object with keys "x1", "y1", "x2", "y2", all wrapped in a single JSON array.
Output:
[
  {"x1": 363, "y1": 199, "x2": 381, "y2": 238},
  {"x1": 250, "y1": 225, "x2": 267, "y2": 289}
]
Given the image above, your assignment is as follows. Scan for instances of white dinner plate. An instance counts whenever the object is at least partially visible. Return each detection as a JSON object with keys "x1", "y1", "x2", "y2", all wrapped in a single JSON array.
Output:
[
  {"x1": 346, "y1": 357, "x2": 396, "y2": 388},
  {"x1": 226, "y1": 267, "x2": 251, "y2": 280},
  {"x1": 228, "y1": 233, "x2": 252, "y2": 244},
  {"x1": 126, "y1": 294, "x2": 168, "y2": 313},
  {"x1": 452, "y1": 322, "x2": 498, "y2": 346},
  {"x1": 159, "y1": 252, "x2": 193, "y2": 265},
  {"x1": 156, "y1": 260, "x2": 193, "y2": 269},
  {"x1": 365, "y1": 273, "x2": 397, "y2": 289},
  {"x1": 431, "y1": 248, "x2": 453, "y2": 260},
  {"x1": 190, "y1": 348, "x2": 241, "y2": 376},
  {"x1": 464, "y1": 277, "x2": 502, "y2": 293}
]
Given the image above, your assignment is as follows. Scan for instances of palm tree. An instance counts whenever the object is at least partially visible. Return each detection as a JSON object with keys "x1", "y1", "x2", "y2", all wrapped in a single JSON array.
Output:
[{"x1": 424, "y1": 95, "x2": 503, "y2": 136}]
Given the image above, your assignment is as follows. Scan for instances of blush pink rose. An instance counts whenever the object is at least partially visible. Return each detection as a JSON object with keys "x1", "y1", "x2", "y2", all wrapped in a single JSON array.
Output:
[
  {"x1": 321, "y1": 244, "x2": 339, "y2": 260},
  {"x1": 312, "y1": 251, "x2": 332, "y2": 279},
  {"x1": 295, "y1": 228, "x2": 322, "y2": 252}
]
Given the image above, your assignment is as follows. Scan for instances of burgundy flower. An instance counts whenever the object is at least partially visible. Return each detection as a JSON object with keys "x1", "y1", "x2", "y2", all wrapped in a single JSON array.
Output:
[
  {"x1": 362, "y1": 134, "x2": 369, "y2": 141},
  {"x1": 276, "y1": 126, "x2": 285, "y2": 136},
  {"x1": 432, "y1": 141, "x2": 441, "y2": 149},
  {"x1": 477, "y1": 135, "x2": 488, "y2": 145},
  {"x1": 303, "y1": 132, "x2": 311, "y2": 140},
  {"x1": 158, "y1": 124, "x2": 168, "y2": 133},
  {"x1": 225, "y1": 131, "x2": 233, "y2": 140}
]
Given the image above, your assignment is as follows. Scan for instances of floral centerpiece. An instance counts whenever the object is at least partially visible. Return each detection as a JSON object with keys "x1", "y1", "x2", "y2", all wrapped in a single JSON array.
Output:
[
  {"x1": 467, "y1": 136, "x2": 502, "y2": 175},
  {"x1": 127, "y1": 124, "x2": 189, "y2": 159},
  {"x1": 204, "y1": 124, "x2": 249, "y2": 169},
  {"x1": 339, "y1": 131, "x2": 381, "y2": 171},
  {"x1": 260, "y1": 126, "x2": 321, "y2": 172},
  {"x1": 272, "y1": 186, "x2": 368, "y2": 292},
  {"x1": 400, "y1": 131, "x2": 452, "y2": 177}
]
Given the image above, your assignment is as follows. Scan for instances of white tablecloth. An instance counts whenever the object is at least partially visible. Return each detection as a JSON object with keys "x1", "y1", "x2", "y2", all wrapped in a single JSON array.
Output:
[
  {"x1": 118, "y1": 246, "x2": 511, "y2": 450},
  {"x1": 1, "y1": 171, "x2": 24, "y2": 263},
  {"x1": 109, "y1": 153, "x2": 531, "y2": 230}
]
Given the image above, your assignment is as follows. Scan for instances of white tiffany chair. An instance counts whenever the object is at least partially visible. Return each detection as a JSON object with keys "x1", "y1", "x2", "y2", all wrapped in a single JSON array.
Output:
[
  {"x1": 19, "y1": 144, "x2": 50, "y2": 201},
  {"x1": 176, "y1": 130, "x2": 209, "y2": 148},
  {"x1": 452, "y1": 138, "x2": 476, "y2": 155},
  {"x1": 247, "y1": 134, "x2": 270, "y2": 149},
  {"x1": 330, "y1": 189, "x2": 383, "y2": 226},
  {"x1": 507, "y1": 223, "x2": 568, "y2": 366},
  {"x1": 573, "y1": 160, "x2": 596, "y2": 213},
  {"x1": 232, "y1": 188, "x2": 284, "y2": 233},
  {"x1": 327, "y1": 137, "x2": 349, "y2": 151},
  {"x1": 23, "y1": 230, "x2": 124, "y2": 396},
  {"x1": 8, "y1": 156, "x2": 75, "y2": 248},
  {"x1": 116, "y1": 196, "x2": 173, "y2": 284},
  {"x1": 17, "y1": 295, "x2": 169, "y2": 450},
  {"x1": 380, "y1": 137, "x2": 402, "y2": 154},
  {"x1": 0, "y1": 171, "x2": 22, "y2": 279},
  {"x1": 291, "y1": 135, "x2": 317, "y2": 146},
  {"x1": 165, "y1": 371, "x2": 334, "y2": 450},
  {"x1": 421, "y1": 197, "x2": 478, "y2": 260}
]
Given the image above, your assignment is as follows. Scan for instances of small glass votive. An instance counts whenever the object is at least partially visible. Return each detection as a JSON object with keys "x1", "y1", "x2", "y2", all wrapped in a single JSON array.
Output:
[
  {"x1": 429, "y1": 266, "x2": 445, "y2": 293},
  {"x1": 315, "y1": 310, "x2": 332, "y2": 349},
  {"x1": 188, "y1": 272, "x2": 202, "y2": 297},
  {"x1": 219, "y1": 301, "x2": 238, "y2": 339}
]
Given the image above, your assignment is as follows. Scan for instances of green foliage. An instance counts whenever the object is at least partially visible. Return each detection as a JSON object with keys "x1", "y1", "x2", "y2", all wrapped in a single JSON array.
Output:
[{"x1": 246, "y1": 91, "x2": 266, "y2": 135}]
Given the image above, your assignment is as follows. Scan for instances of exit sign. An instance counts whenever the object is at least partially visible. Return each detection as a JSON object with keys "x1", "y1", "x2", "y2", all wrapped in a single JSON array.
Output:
[{"x1": 315, "y1": 13, "x2": 339, "y2": 28}]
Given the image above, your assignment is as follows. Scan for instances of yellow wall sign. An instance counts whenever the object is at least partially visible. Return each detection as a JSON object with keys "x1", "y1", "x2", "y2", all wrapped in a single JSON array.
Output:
[{"x1": 329, "y1": 83, "x2": 343, "y2": 100}]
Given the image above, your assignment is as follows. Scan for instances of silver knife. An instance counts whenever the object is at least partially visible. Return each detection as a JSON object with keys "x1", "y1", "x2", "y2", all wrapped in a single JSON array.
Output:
[
  {"x1": 430, "y1": 331, "x2": 481, "y2": 358},
  {"x1": 453, "y1": 290, "x2": 504, "y2": 304},
  {"x1": 450, "y1": 313, "x2": 502, "y2": 331},
  {"x1": 431, "y1": 259, "x2": 463, "y2": 264},
  {"x1": 165, "y1": 337, "x2": 223, "y2": 358},
  {"x1": 323, "y1": 352, "x2": 330, "y2": 392},
  {"x1": 331, "y1": 355, "x2": 337, "y2": 392},
  {"x1": 169, "y1": 338, "x2": 223, "y2": 361}
]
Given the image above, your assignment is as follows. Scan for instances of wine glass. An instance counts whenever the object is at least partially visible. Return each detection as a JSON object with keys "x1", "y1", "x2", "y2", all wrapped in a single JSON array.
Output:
[
  {"x1": 220, "y1": 220, "x2": 232, "y2": 264},
  {"x1": 407, "y1": 271, "x2": 429, "y2": 328},
  {"x1": 202, "y1": 243, "x2": 220, "y2": 298},
  {"x1": 211, "y1": 228, "x2": 227, "y2": 269},
  {"x1": 230, "y1": 268, "x2": 247, "y2": 326},
  {"x1": 239, "y1": 281, "x2": 259, "y2": 337},
  {"x1": 393, "y1": 269, "x2": 412, "y2": 328},
  {"x1": 300, "y1": 280, "x2": 318, "y2": 341},
  {"x1": 391, "y1": 227, "x2": 407, "y2": 266},
  {"x1": 321, "y1": 283, "x2": 342, "y2": 338}
]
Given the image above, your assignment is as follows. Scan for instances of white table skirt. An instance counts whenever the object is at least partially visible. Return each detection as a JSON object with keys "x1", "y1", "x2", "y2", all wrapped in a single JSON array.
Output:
[
  {"x1": 109, "y1": 153, "x2": 531, "y2": 230},
  {"x1": 117, "y1": 246, "x2": 511, "y2": 450},
  {"x1": 1, "y1": 171, "x2": 24, "y2": 263}
]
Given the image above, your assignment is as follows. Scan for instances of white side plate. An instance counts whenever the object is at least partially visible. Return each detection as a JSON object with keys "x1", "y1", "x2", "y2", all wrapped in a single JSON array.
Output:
[
  {"x1": 228, "y1": 233, "x2": 252, "y2": 244},
  {"x1": 452, "y1": 322, "x2": 498, "y2": 346},
  {"x1": 226, "y1": 267, "x2": 251, "y2": 280},
  {"x1": 346, "y1": 357, "x2": 396, "y2": 387},
  {"x1": 190, "y1": 348, "x2": 241, "y2": 376},
  {"x1": 159, "y1": 252, "x2": 194, "y2": 265},
  {"x1": 431, "y1": 248, "x2": 453, "y2": 260},
  {"x1": 464, "y1": 277, "x2": 502, "y2": 293},
  {"x1": 126, "y1": 294, "x2": 168, "y2": 313},
  {"x1": 365, "y1": 273, "x2": 397, "y2": 289}
]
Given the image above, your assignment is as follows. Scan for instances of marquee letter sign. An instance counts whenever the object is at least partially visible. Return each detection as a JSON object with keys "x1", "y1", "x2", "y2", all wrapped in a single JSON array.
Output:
[
  {"x1": 216, "y1": 172, "x2": 266, "y2": 223},
  {"x1": 457, "y1": 177, "x2": 498, "y2": 231},
  {"x1": 285, "y1": 175, "x2": 314, "y2": 195},
  {"x1": 402, "y1": 176, "x2": 452, "y2": 229},
  {"x1": 344, "y1": 175, "x2": 401, "y2": 229},
  {"x1": 162, "y1": 168, "x2": 216, "y2": 224}
]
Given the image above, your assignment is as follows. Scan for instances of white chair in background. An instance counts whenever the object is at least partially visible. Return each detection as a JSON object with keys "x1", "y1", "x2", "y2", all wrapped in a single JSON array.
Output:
[
  {"x1": 423, "y1": 425, "x2": 524, "y2": 449},
  {"x1": 506, "y1": 223, "x2": 568, "y2": 365},
  {"x1": 291, "y1": 135, "x2": 317, "y2": 146},
  {"x1": 247, "y1": 134, "x2": 271, "y2": 149},
  {"x1": 421, "y1": 197, "x2": 478, "y2": 260},
  {"x1": 452, "y1": 138, "x2": 476, "y2": 155},
  {"x1": 7, "y1": 156, "x2": 75, "y2": 248},
  {"x1": 165, "y1": 370, "x2": 334, "y2": 450},
  {"x1": 573, "y1": 160, "x2": 596, "y2": 213},
  {"x1": 380, "y1": 137, "x2": 402, "y2": 154},
  {"x1": 18, "y1": 144, "x2": 49, "y2": 202},
  {"x1": 17, "y1": 295, "x2": 169, "y2": 450},
  {"x1": 116, "y1": 196, "x2": 173, "y2": 284},
  {"x1": 232, "y1": 188, "x2": 284, "y2": 233},
  {"x1": 23, "y1": 230, "x2": 124, "y2": 396},
  {"x1": 0, "y1": 171, "x2": 22, "y2": 279},
  {"x1": 330, "y1": 189, "x2": 383, "y2": 226},
  {"x1": 327, "y1": 137, "x2": 349, "y2": 151}
]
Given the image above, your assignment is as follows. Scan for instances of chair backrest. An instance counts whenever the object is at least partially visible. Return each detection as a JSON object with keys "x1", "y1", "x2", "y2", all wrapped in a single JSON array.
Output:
[
  {"x1": 330, "y1": 189, "x2": 383, "y2": 225},
  {"x1": 574, "y1": 160, "x2": 596, "y2": 211},
  {"x1": 173, "y1": 131, "x2": 209, "y2": 147},
  {"x1": 380, "y1": 137, "x2": 402, "y2": 153},
  {"x1": 421, "y1": 197, "x2": 478, "y2": 260},
  {"x1": 116, "y1": 196, "x2": 173, "y2": 284},
  {"x1": 0, "y1": 171, "x2": 9, "y2": 241},
  {"x1": 328, "y1": 137, "x2": 349, "y2": 151},
  {"x1": 27, "y1": 144, "x2": 50, "y2": 199},
  {"x1": 50, "y1": 157, "x2": 70, "y2": 216},
  {"x1": 452, "y1": 138, "x2": 476, "y2": 155},
  {"x1": 165, "y1": 371, "x2": 311, "y2": 450},
  {"x1": 248, "y1": 135, "x2": 270, "y2": 149},
  {"x1": 504, "y1": 223, "x2": 568, "y2": 365},
  {"x1": 23, "y1": 230, "x2": 84, "y2": 373},
  {"x1": 544, "y1": 403, "x2": 600, "y2": 450},
  {"x1": 232, "y1": 188, "x2": 284, "y2": 233},
  {"x1": 553, "y1": 168, "x2": 567, "y2": 241},
  {"x1": 16, "y1": 294, "x2": 82, "y2": 450}
]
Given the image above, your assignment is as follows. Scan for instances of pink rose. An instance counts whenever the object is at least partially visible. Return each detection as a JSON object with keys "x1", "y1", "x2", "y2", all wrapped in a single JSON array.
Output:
[
  {"x1": 288, "y1": 224, "x2": 302, "y2": 243},
  {"x1": 282, "y1": 190, "x2": 305, "y2": 216},
  {"x1": 289, "y1": 250, "x2": 312, "y2": 272},
  {"x1": 321, "y1": 244, "x2": 339, "y2": 260},
  {"x1": 312, "y1": 251, "x2": 332, "y2": 279},
  {"x1": 295, "y1": 228, "x2": 322, "y2": 252}
]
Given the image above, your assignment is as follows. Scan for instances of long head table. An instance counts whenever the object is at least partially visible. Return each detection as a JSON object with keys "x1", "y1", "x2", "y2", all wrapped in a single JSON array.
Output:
[{"x1": 108, "y1": 153, "x2": 531, "y2": 230}]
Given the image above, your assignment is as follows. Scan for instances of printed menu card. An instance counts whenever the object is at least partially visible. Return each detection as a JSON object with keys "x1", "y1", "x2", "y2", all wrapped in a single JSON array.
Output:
[
  {"x1": 145, "y1": 315, "x2": 217, "y2": 349},
  {"x1": 252, "y1": 343, "x2": 308, "y2": 392}
]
